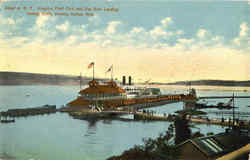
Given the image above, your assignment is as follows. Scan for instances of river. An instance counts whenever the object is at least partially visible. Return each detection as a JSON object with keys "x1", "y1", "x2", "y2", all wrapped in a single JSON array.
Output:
[{"x1": 0, "y1": 85, "x2": 250, "y2": 160}]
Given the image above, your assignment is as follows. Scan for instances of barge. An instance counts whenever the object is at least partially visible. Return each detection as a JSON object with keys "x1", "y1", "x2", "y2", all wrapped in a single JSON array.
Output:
[{"x1": 0, "y1": 104, "x2": 56, "y2": 118}]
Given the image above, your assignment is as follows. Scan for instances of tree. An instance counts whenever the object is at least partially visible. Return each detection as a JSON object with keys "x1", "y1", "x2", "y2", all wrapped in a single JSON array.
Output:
[
  {"x1": 174, "y1": 114, "x2": 191, "y2": 145},
  {"x1": 106, "y1": 124, "x2": 177, "y2": 160}
]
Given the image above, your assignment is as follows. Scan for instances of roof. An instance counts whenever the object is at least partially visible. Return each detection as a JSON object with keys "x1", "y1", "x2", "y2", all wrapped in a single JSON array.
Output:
[
  {"x1": 177, "y1": 132, "x2": 250, "y2": 159},
  {"x1": 216, "y1": 143, "x2": 250, "y2": 160},
  {"x1": 67, "y1": 97, "x2": 90, "y2": 106},
  {"x1": 191, "y1": 136, "x2": 225, "y2": 157},
  {"x1": 79, "y1": 80, "x2": 126, "y2": 95}
]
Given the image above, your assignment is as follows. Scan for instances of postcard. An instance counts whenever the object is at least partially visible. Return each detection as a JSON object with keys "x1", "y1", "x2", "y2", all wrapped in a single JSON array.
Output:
[{"x1": 0, "y1": 0, "x2": 250, "y2": 160}]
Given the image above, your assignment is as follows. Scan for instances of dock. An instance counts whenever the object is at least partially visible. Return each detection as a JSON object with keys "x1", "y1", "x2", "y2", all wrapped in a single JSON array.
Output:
[
  {"x1": 199, "y1": 96, "x2": 250, "y2": 99},
  {"x1": 68, "y1": 110, "x2": 134, "y2": 121},
  {"x1": 207, "y1": 111, "x2": 250, "y2": 116},
  {"x1": 68, "y1": 109, "x2": 250, "y2": 128},
  {"x1": 134, "y1": 112, "x2": 250, "y2": 128},
  {"x1": 0, "y1": 105, "x2": 57, "y2": 123},
  {"x1": 130, "y1": 100, "x2": 180, "y2": 110}
]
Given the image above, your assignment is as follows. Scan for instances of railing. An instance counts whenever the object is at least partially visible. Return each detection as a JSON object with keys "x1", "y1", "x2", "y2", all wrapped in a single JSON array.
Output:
[{"x1": 199, "y1": 96, "x2": 250, "y2": 99}]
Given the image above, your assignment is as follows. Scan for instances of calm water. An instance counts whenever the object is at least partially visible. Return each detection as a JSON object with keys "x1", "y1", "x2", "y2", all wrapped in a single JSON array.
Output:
[{"x1": 0, "y1": 85, "x2": 250, "y2": 160}]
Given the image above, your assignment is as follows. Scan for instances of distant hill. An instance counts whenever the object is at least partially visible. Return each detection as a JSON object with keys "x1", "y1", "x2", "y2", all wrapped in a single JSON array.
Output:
[
  {"x1": 166, "y1": 80, "x2": 250, "y2": 87},
  {"x1": 0, "y1": 72, "x2": 97, "y2": 85}
]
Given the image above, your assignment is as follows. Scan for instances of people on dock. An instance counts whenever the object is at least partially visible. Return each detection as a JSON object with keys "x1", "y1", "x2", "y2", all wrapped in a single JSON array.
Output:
[
  {"x1": 221, "y1": 117, "x2": 224, "y2": 123},
  {"x1": 206, "y1": 117, "x2": 210, "y2": 122}
]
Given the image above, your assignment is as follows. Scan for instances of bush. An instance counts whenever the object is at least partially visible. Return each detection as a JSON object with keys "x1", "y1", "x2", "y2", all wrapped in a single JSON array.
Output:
[{"x1": 106, "y1": 125, "x2": 177, "y2": 160}]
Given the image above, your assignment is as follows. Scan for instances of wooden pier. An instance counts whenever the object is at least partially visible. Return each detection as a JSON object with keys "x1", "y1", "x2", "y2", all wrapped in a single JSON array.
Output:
[
  {"x1": 199, "y1": 96, "x2": 250, "y2": 99},
  {"x1": 67, "y1": 109, "x2": 250, "y2": 128},
  {"x1": 68, "y1": 110, "x2": 133, "y2": 121},
  {"x1": 207, "y1": 111, "x2": 250, "y2": 116},
  {"x1": 0, "y1": 105, "x2": 57, "y2": 123},
  {"x1": 134, "y1": 112, "x2": 250, "y2": 128}
]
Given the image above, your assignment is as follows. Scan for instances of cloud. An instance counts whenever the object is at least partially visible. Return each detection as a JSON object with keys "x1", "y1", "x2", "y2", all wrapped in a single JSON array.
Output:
[
  {"x1": 130, "y1": 27, "x2": 145, "y2": 34},
  {"x1": 196, "y1": 29, "x2": 209, "y2": 38},
  {"x1": 7, "y1": 18, "x2": 15, "y2": 25},
  {"x1": 150, "y1": 26, "x2": 169, "y2": 38},
  {"x1": 56, "y1": 21, "x2": 70, "y2": 32},
  {"x1": 64, "y1": 35, "x2": 77, "y2": 45},
  {"x1": 0, "y1": 15, "x2": 24, "y2": 36},
  {"x1": 1, "y1": 14, "x2": 250, "y2": 81},
  {"x1": 232, "y1": 22, "x2": 250, "y2": 50},
  {"x1": 28, "y1": 15, "x2": 57, "y2": 43},
  {"x1": 176, "y1": 30, "x2": 184, "y2": 35},
  {"x1": 101, "y1": 40, "x2": 112, "y2": 47},
  {"x1": 88, "y1": 15, "x2": 101, "y2": 26},
  {"x1": 0, "y1": 6, "x2": 250, "y2": 82},
  {"x1": 239, "y1": 22, "x2": 249, "y2": 37},
  {"x1": 177, "y1": 38, "x2": 194, "y2": 44},
  {"x1": 105, "y1": 21, "x2": 122, "y2": 34},
  {"x1": 36, "y1": 15, "x2": 50, "y2": 28},
  {"x1": 161, "y1": 17, "x2": 173, "y2": 27},
  {"x1": 0, "y1": 16, "x2": 15, "y2": 25},
  {"x1": 0, "y1": 12, "x2": 248, "y2": 53},
  {"x1": 0, "y1": 34, "x2": 29, "y2": 48}
]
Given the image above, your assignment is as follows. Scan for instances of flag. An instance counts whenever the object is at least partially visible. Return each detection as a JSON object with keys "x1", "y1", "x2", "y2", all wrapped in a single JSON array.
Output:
[
  {"x1": 106, "y1": 65, "x2": 113, "y2": 73},
  {"x1": 225, "y1": 98, "x2": 233, "y2": 106},
  {"x1": 88, "y1": 62, "x2": 94, "y2": 69}
]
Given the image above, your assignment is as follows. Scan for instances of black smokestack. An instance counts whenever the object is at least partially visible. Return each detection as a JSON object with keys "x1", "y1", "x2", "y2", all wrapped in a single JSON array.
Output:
[
  {"x1": 122, "y1": 76, "x2": 126, "y2": 85},
  {"x1": 129, "y1": 76, "x2": 132, "y2": 85}
]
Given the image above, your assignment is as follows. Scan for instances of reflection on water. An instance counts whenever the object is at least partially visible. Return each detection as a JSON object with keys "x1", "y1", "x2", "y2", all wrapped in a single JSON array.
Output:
[
  {"x1": 0, "y1": 152, "x2": 16, "y2": 160},
  {"x1": 0, "y1": 85, "x2": 250, "y2": 160},
  {"x1": 87, "y1": 119, "x2": 98, "y2": 129},
  {"x1": 102, "y1": 119, "x2": 112, "y2": 125},
  {"x1": 84, "y1": 120, "x2": 98, "y2": 137}
]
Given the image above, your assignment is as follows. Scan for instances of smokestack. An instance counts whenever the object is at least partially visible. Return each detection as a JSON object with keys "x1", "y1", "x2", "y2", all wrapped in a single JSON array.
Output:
[
  {"x1": 122, "y1": 76, "x2": 126, "y2": 85},
  {"x1": 129, "y1": 76, "x2": 132, "y2": 85}
]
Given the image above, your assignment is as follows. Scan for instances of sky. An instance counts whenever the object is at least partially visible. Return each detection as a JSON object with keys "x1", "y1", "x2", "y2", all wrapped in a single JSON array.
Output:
[{"x1": 0, "y1": 0, "x2": 250, "y2": 82}]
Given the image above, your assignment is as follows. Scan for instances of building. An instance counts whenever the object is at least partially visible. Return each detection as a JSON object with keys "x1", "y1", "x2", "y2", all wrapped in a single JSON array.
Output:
[
  {"x1": 176, "y1": 132, "x2": 250, "y2": 160},
  {"x1": 66, "y1": 79, "x2": 126, "y2": 110},
  {"x1": 78, "y1": 80, "x2": 126, "y2": 100},
  {"x1": 66, "y1": 79, "x2": 192, "y2": 111}
]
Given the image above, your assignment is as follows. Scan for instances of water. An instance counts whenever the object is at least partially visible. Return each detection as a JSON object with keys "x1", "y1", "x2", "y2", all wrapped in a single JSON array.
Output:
[{"x1": 0, "y1": 85, "x2": 249, "y2": 160}]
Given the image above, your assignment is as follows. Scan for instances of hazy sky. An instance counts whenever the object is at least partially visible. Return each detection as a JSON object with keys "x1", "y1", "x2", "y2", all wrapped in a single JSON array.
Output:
[{"x1": 0, "y1": 0, "x2": 250, "y2": 82}]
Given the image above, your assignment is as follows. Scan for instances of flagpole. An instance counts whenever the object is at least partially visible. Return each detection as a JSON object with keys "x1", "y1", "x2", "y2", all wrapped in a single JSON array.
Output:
[
  {"x1": 93, "y1": 63, "x2": 95, "y2": 80},
  {"x1": 80, "y1": 72, "x2": 82, "y2": 90},
  {"x1": 232, "y1": 93, "x2": 235, "y2": 127},
  {"x1": 111, "y1": 65, "x2": 113, "y2": 80}
]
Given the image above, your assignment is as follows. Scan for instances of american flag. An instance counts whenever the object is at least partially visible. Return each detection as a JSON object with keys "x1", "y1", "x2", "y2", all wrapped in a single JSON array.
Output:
[
  {"x1": 106, "y1": 65, "x2": 113, "y2": 73},
  {"x1": 225, "y1": 98, "x2": 233, "y2": 106},
  {"x1": 88, "y1": 62, "x2": 94, "y2": 69}
]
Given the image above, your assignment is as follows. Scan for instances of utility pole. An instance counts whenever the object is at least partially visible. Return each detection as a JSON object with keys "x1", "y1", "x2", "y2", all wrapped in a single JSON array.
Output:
[
  {"x1": 232, "y1": 93, "x2": 235, "y2": 127},
  {"x1": 93, "y1": 63, "x2": 95, "y2": 80},
  {"x1": 80, "y1": 72, "x2": 82, "y2": 90},
  {"x1": 111, "y1": 66, "x2": 113, "y2": 80}
]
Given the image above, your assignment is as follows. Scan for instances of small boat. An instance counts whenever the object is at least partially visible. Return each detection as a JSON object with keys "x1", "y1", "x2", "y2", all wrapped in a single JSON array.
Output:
[{"x1": 246, "y1": 105, "x2": 250, "y2": 108}]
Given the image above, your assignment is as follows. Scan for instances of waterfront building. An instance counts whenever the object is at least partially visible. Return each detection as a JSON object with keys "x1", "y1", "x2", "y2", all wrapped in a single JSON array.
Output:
[
  {"x1": 78, "y1": 80, "x2": 126, "y2": 101},
  {"x1": 176, "y1": 132, "x2": 250, "y2": 160},
  {"x1": 65, "y1": 66, "x2": 192, "y2": 111},
  {"x1": 67, "y1": 79, "x2": 126, "y2": 110}
]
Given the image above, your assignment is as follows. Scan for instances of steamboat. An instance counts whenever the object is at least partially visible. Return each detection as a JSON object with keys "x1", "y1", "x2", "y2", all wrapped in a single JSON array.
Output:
[{"x1": 63, "y1": 63, "x2": 196, "y2": 112}]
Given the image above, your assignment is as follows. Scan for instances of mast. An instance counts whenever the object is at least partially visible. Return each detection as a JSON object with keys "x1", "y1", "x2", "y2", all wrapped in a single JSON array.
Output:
[
  {"x1": 111, "y1": 65, "x2": 113, "y2": 80},
  {"x1": 88, "y1": 62, "x2": 95, "y2": 80},
  {"x1": 232, "y1": 93, "x2": 235, "y2": 127},
  {"x1": 93, "y1": 63, "x2": 95, "y2": 80},
  {"x1": 106, "y1": 65, "x2": 113, "y2": 81},
  {"x1": 80, "y1": 72, "x2": 82, "y2": 90}
]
